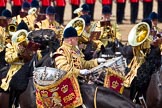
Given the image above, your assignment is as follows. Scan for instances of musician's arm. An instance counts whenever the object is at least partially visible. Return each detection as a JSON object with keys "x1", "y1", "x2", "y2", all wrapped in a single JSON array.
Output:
[
  {"x1": 5, "y1": 43, "x2": 20, "y2": 63},
  {"x1": 93, "y1": 40, "x2": 103, "y2": 51},
  {"x1": 81, "y1": 58, "x2": 98, "y2": 69},
  {"x1": 37, "y1": 50, "x2": 42, "y2": 61},
  {"x1": 54, "y1": 52, "x2": 80, "y2": 77}
]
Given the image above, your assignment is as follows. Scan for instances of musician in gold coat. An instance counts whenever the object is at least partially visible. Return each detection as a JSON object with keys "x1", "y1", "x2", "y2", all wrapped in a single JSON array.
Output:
[
  {"x1": 79, "y1": 15, "x2": 103, "y2": 59},
  {"x1": 124, "y1": 19, "x2": 154, "y2": 88},
  {"x1": 148, "y1": 12, "x2": 162, "y2": 51},
  {"x1": 149, "y1": 12, "x2": 162, "y2": 36},
  {"x1": 35, "y1": 6, "x2": 64, "y2": 42},
  {"x1": 1, "y1": 9, "x2": 15, "y2": 44},
  {"x1": 53, "y1": 27, "x2": 106, "y2": 76},
  {"x1": 13, "y1": 1, "x2": 31, "y2": 25},
  {"x1": 95, "y1": 6, "x2": 121, "y2": 47}
]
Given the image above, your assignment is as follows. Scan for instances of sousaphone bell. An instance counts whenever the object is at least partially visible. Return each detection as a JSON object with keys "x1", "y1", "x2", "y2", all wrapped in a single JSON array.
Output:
[
  {"x1": 64, "y1": 17, "x2": 85, "y2": 36},
  {"x1": 128, "y1": 22, "x2": 150, "y2": 46}
]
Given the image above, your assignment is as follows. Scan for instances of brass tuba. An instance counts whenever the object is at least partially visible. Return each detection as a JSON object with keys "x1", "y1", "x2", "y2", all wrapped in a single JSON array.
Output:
[
  {"x1": 128, "y1": 22, "x2": 150, "y2": 46},
  {"x1": 64, "y1": 17, "x2": 85, "y2": 36}
]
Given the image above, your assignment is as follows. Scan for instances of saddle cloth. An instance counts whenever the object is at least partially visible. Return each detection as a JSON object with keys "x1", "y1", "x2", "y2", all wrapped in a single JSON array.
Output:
[
  {"x1": 104, "y1": 68, "x2": 125, "y2": 94},
  {"x1": 34, "y1": 73, "x2": 83, "y2": 108}
]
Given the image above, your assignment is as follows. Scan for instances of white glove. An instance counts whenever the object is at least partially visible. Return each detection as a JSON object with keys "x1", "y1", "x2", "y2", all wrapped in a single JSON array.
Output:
[
  {"x1": 97, "y1": 58, "x2": 106, "y2": 63},
  {"x1": 80, "y1": 69, "x2": 90, "y2": 75}
]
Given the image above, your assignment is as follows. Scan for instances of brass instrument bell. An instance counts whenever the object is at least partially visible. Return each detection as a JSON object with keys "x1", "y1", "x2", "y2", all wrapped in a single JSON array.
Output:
[
  {"x1": 64, "y1": 17, "x2": 85, "y2": 36},
  {"x1": 128, "y1": 22, "x2": 150, "y2": 46}
]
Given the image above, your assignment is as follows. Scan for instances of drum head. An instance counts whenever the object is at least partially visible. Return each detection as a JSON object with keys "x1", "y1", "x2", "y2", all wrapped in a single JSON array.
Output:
[{"x1": 33, "y1": 67, "x2": 66, "y2": 86}]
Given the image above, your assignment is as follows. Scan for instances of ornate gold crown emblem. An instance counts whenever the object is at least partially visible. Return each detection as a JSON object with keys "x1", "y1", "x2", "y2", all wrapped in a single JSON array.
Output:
[
  {"x1": 112, "y1": 80, "x2": 119, "y2": 89},
  {"x1": 41, "y1": 90, "x2": 48, "y2": 98},
  {"x1": 61, "y1": 85, "x2": 68, "y2": 93}
]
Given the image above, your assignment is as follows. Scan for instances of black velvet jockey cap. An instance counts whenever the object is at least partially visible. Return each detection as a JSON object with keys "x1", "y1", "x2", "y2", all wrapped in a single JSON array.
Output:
[
  {"x1": 81, "y1": 4, "x2": 90, "y2": 12},
  {"x1": 102, "y1": 6, "x2": 111, "y2": 14},
  {"x1": 46, "y1": 6, "x2": 56, "y2": 15},
  {"x1": 17, "y1": 20, "x2": 29, "y2": 32},
  {"x1": 80, "y1": 15, "x2": 91, "y2": 26},
  {"x1": 22, "y1": 1, "x2": 31, "y2": 9},
  {"x1": 31, "y1": 0, "x2": 39, "y2": 8},
  {"x1": 1, "y1": 9, "x2": 12, "y2": 19},
  {"x1": 149, "y1": 12, "x2": 158, "y2": 20},
  {"x1": 142, "y1": 18, "x2": 152, "y2": 29},
  {"x1": 63, "y1": 27, "x2": 78, "y2": 38}
]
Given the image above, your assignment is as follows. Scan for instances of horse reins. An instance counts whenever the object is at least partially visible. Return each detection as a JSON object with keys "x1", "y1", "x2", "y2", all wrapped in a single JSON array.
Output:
[{"x1": 94, "y1": 87, "x2": 98, "y2": 108}]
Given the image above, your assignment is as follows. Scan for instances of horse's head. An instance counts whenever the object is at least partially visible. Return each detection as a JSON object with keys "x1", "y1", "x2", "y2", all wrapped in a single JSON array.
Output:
[
  {"x1": 28, "y1": 29, "x2": 60, "y2": 52},
  {"x1": 100, "y1": 40, "x2": 124, "y2": 58}
]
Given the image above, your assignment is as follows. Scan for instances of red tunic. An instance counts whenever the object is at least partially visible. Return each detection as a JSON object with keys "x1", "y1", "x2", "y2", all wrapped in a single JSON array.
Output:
[
  {"x1": 85, "y1": 0, "x2": 96, "y2": 4},
  {"x1": 116, "y1": 0, "x2": 126, "y2": 3},
  {"x1": 0, "y1": 0, "x2": 6, "y2": 7},
  {"x1": 27, "y1": 0, "x2": 32, "y2": 3},
  {"x1": 143, "y1": 0, "x2": 153, "y2": 2},
  {"x1": 12, "y1": 0, "x2": 23, "y2": 6},
  {"x1": 102, "y1": 0, "x2": 113, "y2": 5},
  {"x1": 41, "y1": 0, "x2": 51, "y2": 6},
  {"x1": 55, "y1": 0, "x2": 66, "y2": 6},
  {"x1": 70, "y1": 0, "x2": 80, "y2": 5},
  {"x1": 129, "y1": 0, "x2": 139, "y2": 3}
]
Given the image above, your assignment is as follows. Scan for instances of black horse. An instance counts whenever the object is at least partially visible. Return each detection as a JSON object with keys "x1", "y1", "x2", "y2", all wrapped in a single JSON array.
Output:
[
  {"x1": 122, "y1": 45, "x2": 162, "y2": 108},
  {"x1": 78, "y1": 83, "x2": 141, "y2": 108},
  {"x1": 28, "y1": 29, "x2": 60, "y2": 57},
  {"x1": 100, "y1": 39, "x2": 124, "y2": 59},
  {"x1": 146, "y1": 69, "x2": 162, "y2": 108},
  {"x1": 83, "y1": 39, "x2": 124, "y2": 60},
  {"x1": 0, "y1": 58, "x2": 36, "y2": 108}
]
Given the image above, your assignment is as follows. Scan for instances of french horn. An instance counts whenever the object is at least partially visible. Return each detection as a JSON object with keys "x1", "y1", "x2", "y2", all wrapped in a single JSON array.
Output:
[
  {"x1": 64, "y1": 17, "x2": 85, "y2": 36},
  {"x1": 128, "y1": 22, "x2": 150, "y2": 46}
]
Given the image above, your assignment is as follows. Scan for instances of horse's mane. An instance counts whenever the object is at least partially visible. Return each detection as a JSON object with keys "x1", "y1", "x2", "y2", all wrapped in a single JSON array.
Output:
[
  {"x1": 136, "y1": 45, "x2": 161, "y2": 88},
  {"x1": 130, "y1": 45, "x2": 161, "y2": 100}
]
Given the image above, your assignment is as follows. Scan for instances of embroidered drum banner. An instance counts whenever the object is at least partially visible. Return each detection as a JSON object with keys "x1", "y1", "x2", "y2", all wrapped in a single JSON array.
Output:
[
  {"x1": 104, "y1": 68, "x2": 125, "y2": 94},
  {"x1": 34, "y1": 74, "x2": 83, "y2": 108}
]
